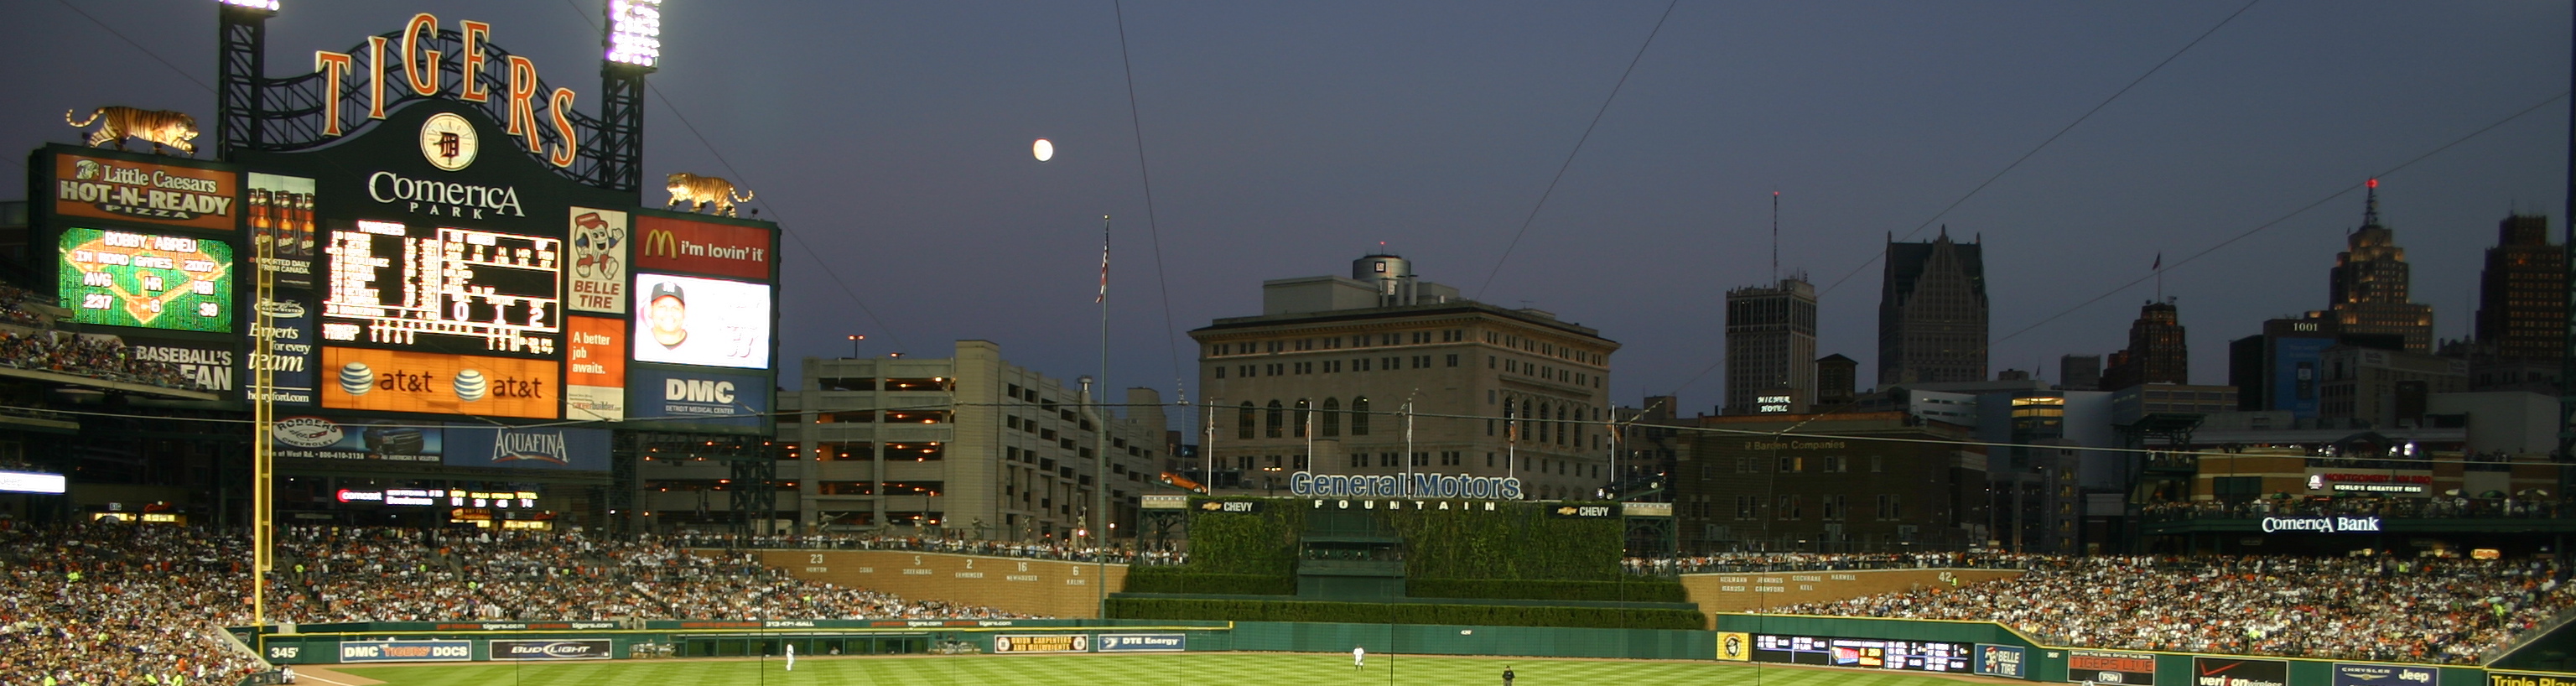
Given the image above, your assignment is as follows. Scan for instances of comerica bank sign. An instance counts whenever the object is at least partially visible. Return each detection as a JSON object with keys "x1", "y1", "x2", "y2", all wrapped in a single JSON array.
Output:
[
  {"x1": 2259, "y1": 516, "x2": 2384, "y2": 533},
  {"x1": 1289, "y1": 471, "x2": 1524, "y2": 500}
]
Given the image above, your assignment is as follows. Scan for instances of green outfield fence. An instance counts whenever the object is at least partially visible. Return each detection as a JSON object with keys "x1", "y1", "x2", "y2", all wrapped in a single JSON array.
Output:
[{"x1": 235, "y1": 615, "x2": 2576, "y2": 686}]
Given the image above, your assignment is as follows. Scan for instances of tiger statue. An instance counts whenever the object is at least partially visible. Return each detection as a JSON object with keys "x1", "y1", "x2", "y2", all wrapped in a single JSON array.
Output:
[
  {"x1": 666, "y1": 173, "x2": 756, "y2": 217},
  {"x1": 66, "y1": 107, "x2": 199, "y2": 158}
]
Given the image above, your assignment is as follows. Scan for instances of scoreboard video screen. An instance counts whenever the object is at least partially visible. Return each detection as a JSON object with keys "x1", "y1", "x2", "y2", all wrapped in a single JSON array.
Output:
[
  {"x1": 58, "y1": 226, "x2": 235, "y2": 332},
  {"x1": 1752, "y1": 634, "x2": 1972, "y2": 673},
  {"x1": 322, "y1": 219, "x2": 561, "y2": 356}
]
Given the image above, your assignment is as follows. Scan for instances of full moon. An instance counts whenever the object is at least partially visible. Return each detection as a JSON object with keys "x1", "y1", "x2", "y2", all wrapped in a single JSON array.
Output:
[{"x1": 1032, "y1": 138, "x2": 1055, "y2": 162}]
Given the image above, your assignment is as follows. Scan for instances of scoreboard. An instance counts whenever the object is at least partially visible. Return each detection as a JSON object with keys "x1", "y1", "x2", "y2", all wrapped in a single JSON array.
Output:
[
  {"x1": 58, "y1": 226, "x2": 234, "y2": 332},
  {"x1": 1751, "y1": 634, "x2": 1972, "y2": 673},
  {"x1": 322, "y1": 219, "x2": 562, "y2": 356}
]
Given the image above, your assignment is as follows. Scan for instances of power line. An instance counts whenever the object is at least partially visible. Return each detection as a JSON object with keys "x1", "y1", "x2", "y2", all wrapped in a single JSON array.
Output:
[
  {"x1": 53, "y1": 0, "x2": 213, "y2": 94},
  {"x1": 1814, "y1": 0, "x2": 2262, "y2": 299},
  {"x1": 553, "y1": 0, "x2": 912, "y2": 353},
  {"x1": 1109, "y1": 0, "x2": 1190, "y2": 404},
  {"x1": 1473, "y1": 0, "x2": 1683, "y2": 300}
]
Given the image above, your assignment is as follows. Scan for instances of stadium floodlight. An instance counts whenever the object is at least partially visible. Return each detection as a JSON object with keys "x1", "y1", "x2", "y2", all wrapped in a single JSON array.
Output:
[
  {"x1": 605, "y1": 0, "x2": 662, "y2": 67},
  {"x1": 218, "y1": 0, "x2": 281, "y2": 10}
]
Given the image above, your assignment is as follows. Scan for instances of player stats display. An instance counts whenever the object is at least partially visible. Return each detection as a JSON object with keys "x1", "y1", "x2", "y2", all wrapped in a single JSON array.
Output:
[
  {"x1": 322, "y1": 219, "x2": 560, "y2": 357},
  {"x1": 58, "y1": 226, "x2": 234, "y2": 332}
]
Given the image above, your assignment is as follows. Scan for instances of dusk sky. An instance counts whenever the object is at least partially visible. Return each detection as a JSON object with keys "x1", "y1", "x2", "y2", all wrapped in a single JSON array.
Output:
[{"x1": 2, "y1": 1, "x2": 2569, "y2": 427}]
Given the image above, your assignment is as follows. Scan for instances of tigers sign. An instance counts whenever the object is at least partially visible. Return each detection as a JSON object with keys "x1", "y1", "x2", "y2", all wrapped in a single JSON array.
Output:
[
  {"x1": 51, "y1": 152, "x2": 238, "y2": 231},
  {"x1": 635, "y1": 216, "x2": 772, "y2": 280}
]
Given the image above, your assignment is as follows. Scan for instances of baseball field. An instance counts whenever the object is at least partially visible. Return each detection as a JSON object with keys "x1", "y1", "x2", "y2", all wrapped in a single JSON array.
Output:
[{"x1": 319, "y1": 652, "x2": 2010, "y2": 686}]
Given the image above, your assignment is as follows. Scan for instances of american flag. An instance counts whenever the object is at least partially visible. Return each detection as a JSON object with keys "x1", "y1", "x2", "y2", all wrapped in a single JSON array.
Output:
[{"x1": 1097, "y1": 226, "x2": 1110, "y2": 304}]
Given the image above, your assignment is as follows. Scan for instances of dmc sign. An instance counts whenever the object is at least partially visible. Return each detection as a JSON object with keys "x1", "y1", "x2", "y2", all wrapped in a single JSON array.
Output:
[{"x1": 2259, "y1": 516, "x2": 2383, "y2": 533}]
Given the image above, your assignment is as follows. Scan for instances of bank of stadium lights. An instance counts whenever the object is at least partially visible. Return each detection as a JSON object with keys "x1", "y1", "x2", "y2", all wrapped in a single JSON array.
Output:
[
  {"x1": 218, "y1": 0, "x2": 281, "y2": 10},
  {"x1": 605, "y1": 0, "x2": 662, "y2": 68}
]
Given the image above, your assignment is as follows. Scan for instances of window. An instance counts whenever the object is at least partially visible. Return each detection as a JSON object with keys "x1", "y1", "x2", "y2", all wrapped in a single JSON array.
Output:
[
  {"x1": 886, "y1": 442, "x2": 945, "y2": 461},
  {"x1": 1821, "y1": 495, "x2": 1846, "y2": 522},
  {"x1": 1735, "y1": 496, "x2": 1759, "y2": 519},
  {"x1": 1820, "y1": 455, "x2": 1842, "y2": 473},
  {"x1": 1870, "y1": 455, "x2": 1883, "y2": 473},
  {"x1": 1445, "y1": 354, "x2": 1458, "y2": 367},
  {"x1": 1213, "y1": 366, "x2": 1225, "y2": 379},
  {"x1": 818, "y1": 377, "x2": 873, "y2": 392},
  {"x1": 1379, "y1": 452, "x2": 1396, "y2": 467},
  {"x1": 1350, "y1": 453, "x2": 1366, "y2": 468},
  {"x1": 1876, "y1": 494, "x2": 1903, "y2": 520},
  {"x1": 1351, "y1": 398, "x2": 1370, "y2": 435},
  {"x1": 1354, "y1": 358, "x2": 1371, "y2": 372},
  {"x1": 1265, "y1": 400, "x2": 1285, "y2": 439},
  {"x1": 1778, "y1": 456, "x2": 1803, "y2": 472},
  {"x1": 1413, "y1": 452, "x2": 1429, "y2": 467},
  {"x1": 883, "y1": 409, "x2": 949, "y2": 424},
  {"x1": 1486, "y1": 452, "x2": 1495, "y2": 467},
  {"x1": 1778, "y1": 495, "x2": 1802, "y2": 520},
  {"x1": 1237, "y1": 402, "x2": 1255, "y2": 440},
  {"x1": 818, "y1": 441, "x2": 872, "y2": 460},
  {"x1": 885, "y1": 377, "x2": 952, "y2": 392},
  {"x1": 1321, "y1": 398, "x2": 1342, "y2": 436}
]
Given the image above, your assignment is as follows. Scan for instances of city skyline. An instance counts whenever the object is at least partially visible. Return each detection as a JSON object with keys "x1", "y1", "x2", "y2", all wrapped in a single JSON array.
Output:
[{"x1": 0, "y1": 2, "x2": 2568, "y2": 425}]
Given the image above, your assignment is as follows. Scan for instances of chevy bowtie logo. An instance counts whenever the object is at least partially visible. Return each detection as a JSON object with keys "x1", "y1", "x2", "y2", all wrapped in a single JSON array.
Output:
[{"x1": 641, "y1": 229, "x2": 680, "y2": 258}]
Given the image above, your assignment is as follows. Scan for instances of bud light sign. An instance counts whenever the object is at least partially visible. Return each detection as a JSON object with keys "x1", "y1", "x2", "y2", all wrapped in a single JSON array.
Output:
[
  {"x1": 491, "y1": 639, "x2": 612, "y2": 660},
  {"x1": 627, "y1": 367, "x2": 771, "y2": 432}
]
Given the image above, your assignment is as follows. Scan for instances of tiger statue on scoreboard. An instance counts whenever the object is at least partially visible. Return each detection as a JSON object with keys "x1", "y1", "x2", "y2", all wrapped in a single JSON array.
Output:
[
  {"x1": 665, "y1": 173, "x2": 756, "y2": 217},
  {"x1": 65, "y1": 107, "x2": 199, "y2": 158}
]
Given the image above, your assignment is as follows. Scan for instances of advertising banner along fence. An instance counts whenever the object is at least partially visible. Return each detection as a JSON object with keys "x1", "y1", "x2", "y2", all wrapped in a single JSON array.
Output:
[
  {"x1": 2067, "y1": 650, "x2": 2158, "y2": 685},
  {"x1": 490, "y1": 639, "x2": 612, "y2": 660}
]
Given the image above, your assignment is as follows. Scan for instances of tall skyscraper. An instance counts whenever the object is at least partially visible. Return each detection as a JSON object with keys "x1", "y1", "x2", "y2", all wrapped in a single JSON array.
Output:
[
  {"x1": 2099, "y1": 299, "x2": 2188, "y2": 391},
  {"x1": 2058, "y1": 355, "x2": 2101, "y2": 392},
  {"x1": 2328, "y1": 180, "x2": 2435, "y2": 353},
  {"x1": 1726, "y1": 278, "x2": 1817, "y2": 414},
  {"x1": 1879, "y1": 230, "x2": 1989, "y2": 385},
  {"x1": 2475, "y1": 213, "x2": 2565, "y2": 361}
]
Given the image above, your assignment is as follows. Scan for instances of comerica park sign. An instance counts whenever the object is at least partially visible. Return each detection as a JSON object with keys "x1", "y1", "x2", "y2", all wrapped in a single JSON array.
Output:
[{"x1": 1288, "y1": 471, "x2": 1524, "y2": 500}]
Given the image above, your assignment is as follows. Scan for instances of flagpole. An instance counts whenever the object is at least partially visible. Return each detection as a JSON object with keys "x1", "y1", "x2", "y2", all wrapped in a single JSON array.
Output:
[{"x1": 1095, "y1": 214, "x2": 1111, "y2": 621}]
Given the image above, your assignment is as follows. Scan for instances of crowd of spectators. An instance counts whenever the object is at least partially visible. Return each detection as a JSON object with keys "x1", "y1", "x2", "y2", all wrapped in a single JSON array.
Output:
[
  {"x1": 0, "y1": 523, "x2": 267, "y2": 686},
  {"x1": 1627, "y1": 551, "x2": 2038, "y2": 575},
  {"x1": 268, "y1": 526, "x2": 1036, "y2": 623},
  {"x1": 666, "y1": 532, "x2": 1186, "y2": 565},
  {"x1": 0, "y1": 330, "x2": 196, "y2": 390},
  {"x1": 1771, "y1": 554, "x2": 2575, "y2": 665},
  {"x1": 2143, "y1": 495, "x2": 2568, "y2": 521},
  {"x1": 0, "y1": 522, "x2": 1044, "y2": 685}
]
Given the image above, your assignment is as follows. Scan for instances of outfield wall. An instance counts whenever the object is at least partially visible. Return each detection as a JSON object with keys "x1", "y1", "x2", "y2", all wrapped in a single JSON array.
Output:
[{"x1": 752, "y1": 549, "x2": 1130, "y2": 618}]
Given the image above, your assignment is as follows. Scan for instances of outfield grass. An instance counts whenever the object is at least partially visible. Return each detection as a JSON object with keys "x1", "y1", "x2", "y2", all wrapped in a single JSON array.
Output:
[{"x1": 331, "y1": 652, "x2": 2007, "y2": 686}]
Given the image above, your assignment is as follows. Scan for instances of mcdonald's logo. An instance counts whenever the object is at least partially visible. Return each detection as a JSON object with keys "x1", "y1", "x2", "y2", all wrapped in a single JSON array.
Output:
[
  {"x1": 641, "y1": 229, "x2": 681, "y2": 258},
  {"x1": 634, "y1": 216, "x2": 773, "y2": 279}
]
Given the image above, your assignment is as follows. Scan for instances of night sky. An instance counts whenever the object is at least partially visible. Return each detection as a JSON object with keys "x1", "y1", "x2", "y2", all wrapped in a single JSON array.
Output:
[{"x1": 2, "y1": 1, "x2": 2568, "y2": 427}]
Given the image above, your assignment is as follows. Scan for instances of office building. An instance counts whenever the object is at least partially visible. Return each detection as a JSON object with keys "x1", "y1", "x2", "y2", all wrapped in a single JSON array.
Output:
[
  {"x1": 2327, "y1": 182, "x2": 2436, "y2": 353},
  {"x1": 2099, "y1": 299, "x2": 2189, "y2": 392},
  {"x1": 2318, "y1": 346, "x2": 2470, "y2": 428},
  {"x1": 2228, "y1": 315, "x2": 2340, "y2": 418},
  {"x1": 1725, "y1": 278, "x2": 1817, "y2": 414},
  {"x1": 638, "y1": 341, "x2": 1169, "y2": 541},
  {"x1": 2059, "y1": 355, "x2": 2101, "y2": 392},
  {"x1": 1814, "y1": 354, "x2": 1859, "y2": 408},
  {"x1": 2476, "y1": 214, "x2": 2565, "y2": 362},
  {"x1": 1879, "y1": 231, "x2": 1989, "y2": 385},
  {"x1": 1191, "y1": 255, "x2": 1620, "y2": 502},
  {"x1": 1676, "y1": 412, "x2": 1990, "y2": 553}
]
